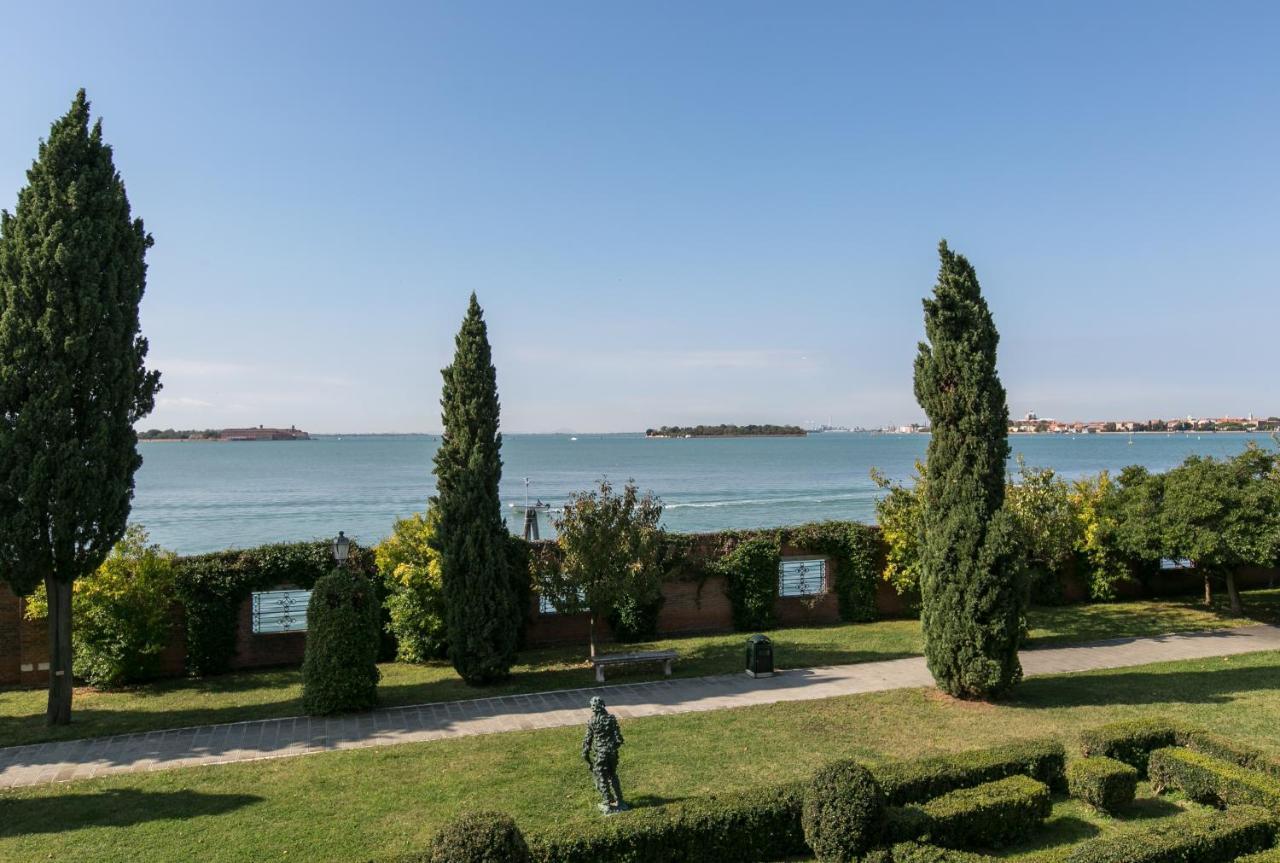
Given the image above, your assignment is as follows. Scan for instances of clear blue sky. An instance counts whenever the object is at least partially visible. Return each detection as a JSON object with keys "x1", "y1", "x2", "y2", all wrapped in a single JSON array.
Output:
[{"x1": 2, "y1": 2, "x2": 1276, "y2": 433}]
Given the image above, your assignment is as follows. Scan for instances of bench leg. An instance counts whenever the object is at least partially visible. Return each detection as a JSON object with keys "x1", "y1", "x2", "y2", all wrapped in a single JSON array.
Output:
[
  {"x1": 595, "y1": 665, "x2": 605, "y2": 684},
  {"x1": 663, "y1": 660, "x2": 672, "y2": 677}
]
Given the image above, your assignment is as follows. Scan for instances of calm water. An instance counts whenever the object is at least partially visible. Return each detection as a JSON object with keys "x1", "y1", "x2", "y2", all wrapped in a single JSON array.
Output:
[{"x1": 133, "y1": 432, "x2": 1276, "y2": 554}]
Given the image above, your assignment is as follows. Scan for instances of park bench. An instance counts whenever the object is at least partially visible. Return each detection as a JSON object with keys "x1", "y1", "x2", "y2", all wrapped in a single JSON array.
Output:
[{"x1": 591, "y1": 649, "x2": 678, "y2": 683}]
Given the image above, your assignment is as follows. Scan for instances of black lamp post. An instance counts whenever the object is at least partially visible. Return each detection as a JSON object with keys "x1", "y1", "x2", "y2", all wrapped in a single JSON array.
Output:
[{"x1": 332, "y1": 530, "x2": 350, "y2": 568}]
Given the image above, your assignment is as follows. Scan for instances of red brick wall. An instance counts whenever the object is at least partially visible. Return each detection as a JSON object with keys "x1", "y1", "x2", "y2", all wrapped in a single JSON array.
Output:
[{"x1": 229, "y1": 591, "x2": 308, "y2": 670}]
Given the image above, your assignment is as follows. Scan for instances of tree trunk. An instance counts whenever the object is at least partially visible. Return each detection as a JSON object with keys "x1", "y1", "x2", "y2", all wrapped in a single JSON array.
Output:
[
  {"x1": 45, "y1": 575, "x2": 73, "y2": 726},
  {"x1": 1226, "y1": 571, "x2": 1244, "y2": 617},
  {"x1": 588, "y1": 613, "x2": 597, "y2": 659},
  {"x1": 1203, "y1": 572, "x2": 1212, "y2": 606}
]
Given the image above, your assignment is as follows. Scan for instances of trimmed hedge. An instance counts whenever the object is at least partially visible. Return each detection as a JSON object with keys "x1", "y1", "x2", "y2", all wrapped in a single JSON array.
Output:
[
  {"x1": 802, "y1": 760, "x2": 885, "y2": 861},
  {"x1": 908, "y1": 775, "x2": 1051, "y2": 849},
  {"x1": 1181, "y1": 729, "x2": 1280, "y2": 782},
  {"x1": 886, "y1": 843, "x2": 999, "y2": 862},
  {"x1": 1077, "y1": 718, "x2": 1182, "y2": 775},
  {"x1": 1063, "y1": 805, "x2": 1277, "y2": 863},
  {"x1": 301, "y1": 569, "x2": 382, "y2": 715},
  {"x1": 1067, "y1": 757, "x2": 1138, "y2": 813},
  {"x1": 527, "y1": 782, "x2": 807, "y2": 863},
  {"x1": 1148, "y1": 747, "x2": 1280, "y2": 811},
  {"x1": 419, "y1": 811, "x2": 531, "y2": 863},
  {"x1": 873, "y1": 738, "x2": 1066, "y2": 806},
  {"x1": 1237, "y1": 848, "x2": 1280, "y2": 863}
]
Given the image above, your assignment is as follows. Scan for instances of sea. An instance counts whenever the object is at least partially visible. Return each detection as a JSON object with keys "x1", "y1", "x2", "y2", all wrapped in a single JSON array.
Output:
[{"x1": 131, "y1": 431, "x2": 1279, "y2": 555}]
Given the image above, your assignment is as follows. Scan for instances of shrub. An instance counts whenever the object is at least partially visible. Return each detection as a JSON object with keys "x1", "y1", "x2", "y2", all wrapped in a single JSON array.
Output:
[
  {"x1": 802, "y1": 760, "x2": 886, "y2": 862},
  {"x1": 1078, "y1": 719, "x2": 1182, "y2": 775},
  {"x1": 301, "y1": 569, "x2": 382, "y2": 715},
  {"x1": 1063, "y1": 805, "x2": 1277, "y2": 863},
  {"x1": 909, "y1": 775, "x2": 1051, "y2": 849},
  {"x1": 889, "y1": 842, "x2": 1000, "y2": 862},
  {"x1": 1067, "y1": 757, "x2": 1138, "y2": 813},
  {"x1": 715, "y1": 536, "x2": 781, "y2": 631},
  {"x1": 377, "y1": 510, "x2": 448, "y2": 662},
  {"x1": 1237, "y1": 848, "x2": 1280, "y2": 863},
  {"x1": 1148, "y1": 747, "x2": 1280, "y2": 811},
  {"x1": 23, "y1": 526, "x2": 177, "y2": 688},
  {"x1": 423, "y1": 811, "x2": 530, "y2": 863},
  {"x1": 1181, "y1": 729, "x2": 1280, "y2": 781},
  {"x1": 606, "y1": 594, "x2": 664, "y2": 643},
  {"x1": 874, "y1": 738, "x2": 1066, "y2": 806},
  {"x1": 527, "y1": 782, "x2": 806, "y2": 863}
]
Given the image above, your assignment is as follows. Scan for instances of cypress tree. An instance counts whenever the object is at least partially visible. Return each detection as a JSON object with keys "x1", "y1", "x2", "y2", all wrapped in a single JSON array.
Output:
[
  {"x1": 431, "y1": 294, "x2": 519, "y2": 684},
  {"x1": 913, "y1": 241, "x2": 1022, "y2": 699},
  {"x1": 0, "y1": 91, "x2": 160, "y2": 724}
]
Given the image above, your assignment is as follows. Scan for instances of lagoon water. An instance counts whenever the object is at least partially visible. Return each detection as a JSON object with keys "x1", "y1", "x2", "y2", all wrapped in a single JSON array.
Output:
[{"x1": 133, "y1": 432, "x2": 1277, "y2": 554}]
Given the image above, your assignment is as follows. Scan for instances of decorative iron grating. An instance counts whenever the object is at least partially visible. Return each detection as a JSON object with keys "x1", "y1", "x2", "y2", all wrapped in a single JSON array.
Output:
[
  {"x1": 778, "y1": 558, "x2": 826, "y2": 597},
  {"x1": 251, "y1": 589, "x2": 311, "y2": 633}
]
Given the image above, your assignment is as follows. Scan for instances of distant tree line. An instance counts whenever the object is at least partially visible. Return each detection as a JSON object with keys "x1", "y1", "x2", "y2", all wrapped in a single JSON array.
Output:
[
  {"x1": 645, "y1": 424, "x2": 807, "y2": 438},
  {"x1": 140, "y1": 428, "x2": 219, "y2": 440}
]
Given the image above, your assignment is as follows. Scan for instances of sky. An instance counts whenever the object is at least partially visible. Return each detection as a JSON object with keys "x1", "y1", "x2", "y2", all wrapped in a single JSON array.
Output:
[{"x1": 1, "y1": 2, "x2": 1277, "y2": 433}]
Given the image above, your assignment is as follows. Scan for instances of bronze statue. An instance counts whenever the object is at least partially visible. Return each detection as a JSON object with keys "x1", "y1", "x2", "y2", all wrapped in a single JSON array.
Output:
[{"x1": 582, "y1": 696, "x2": 628, "y2": 814}]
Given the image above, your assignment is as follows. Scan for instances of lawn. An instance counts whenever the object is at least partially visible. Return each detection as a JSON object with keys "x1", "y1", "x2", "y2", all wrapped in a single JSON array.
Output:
[
  {"x1": 1, "y1": 590, "x2": 1275, "y2": 748},
  {"x1": 1, "y1": 648, "x2": 1279, "y2": 862}
]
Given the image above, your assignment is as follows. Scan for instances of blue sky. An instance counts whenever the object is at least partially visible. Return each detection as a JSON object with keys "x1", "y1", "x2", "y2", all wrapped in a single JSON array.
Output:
[{"x1": 2, "y1": 2, "x2": 1277, "y2": 433}]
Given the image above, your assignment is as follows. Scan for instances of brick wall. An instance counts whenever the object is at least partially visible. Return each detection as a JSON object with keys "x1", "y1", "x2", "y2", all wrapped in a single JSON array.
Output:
[{"x1": 231, "y1": 592, "x2": 308, "y2": 670}]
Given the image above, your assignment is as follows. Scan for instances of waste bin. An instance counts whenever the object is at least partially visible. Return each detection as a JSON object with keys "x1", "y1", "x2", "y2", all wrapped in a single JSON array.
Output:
[{"x1": 745, "y1": 634, "x2": 774, "y2": 678}]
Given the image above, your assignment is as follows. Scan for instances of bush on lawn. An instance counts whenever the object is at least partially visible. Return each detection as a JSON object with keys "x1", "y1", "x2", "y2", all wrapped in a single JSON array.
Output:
[
  {"x1": 1148, "y1": 747, "x2": 1280, "y2": 811},
  {"x1": 301, "y1": 568, "x2": 382, "y2": 715},
  {"x1": 1077, "y1": 719, "x2": 1183, "y2": 775},
  {"x1": 886, "y1": 842, "x2": 1000, "y2": 862},
  {"x1": 1067, "y1": 757, "x2": 1138, "y2": 813},
  {"x1": 907, "y1": 775, "x2": 1050, "y2": 849},
  {"x1": 1063, "y1": 805, "x2": 1277, "y2": 863},
  {"x1": 528, "y1": 782, "x2": 807, "y2": 863},
  {"x1": 874, "y1": 738, "x2": 1066, "y2": 806},
  {"x1": 421, "y1": 811, "x2": 530, "y2": 863},
  {"x1": 802, "y1": 760, "x2": 886, "y2": 862}
]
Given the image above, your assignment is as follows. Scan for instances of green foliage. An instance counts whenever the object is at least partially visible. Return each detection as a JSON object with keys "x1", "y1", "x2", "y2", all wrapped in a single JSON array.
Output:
[
  {"x1": 1237, "y1": 848, "x2": 1280, "y2": 863},
  {"x1": 1149, "y1": 747, "x2": 1280, "y2": 811},
  {"x1": 1181, "y1": 729, "x2": 1280, "y2": 781},
  {"x1": 913, "y1": 241, "x2": 1023, "y2": 699},
  {"x1": 301, "y1": 568, "x2": 381, "y2": 715},
  {"x1": 908, "y1": 775, "x2": 1051, "y2": 849},
  {"x1": 0, "y1": 89, "x2": 160, "y2": 722},
  {"x1": 606, "y1": 594, "x2": 665, "y2": 643},
  {"x1": 377, "y1": 510, "x2": 447, "y2": 662},
  {"x1": 888, "y1": 842, "x2": 999, "y2": 863},
  {"x1": 1066, "y1": 757, "x2": 1138, "y2": 813},
  {"x1": 431, "y1": 294, "x2": 520, "y2": 684},
  {"x1": 174, "y1": 539, "x2": 379, "y2": 677},
  {"x1": 784, "y1": 521, "x2": 882, "y2": 623},
  {"x1": 801, "y1": 760, "x2": 885, "y2": 862},
  {"x1": 1063, "y1": 805, "x2": 1277, "y2": 863},
  {"x1": 645, "y1": 424, "x2": 805, "y2": 437},
  {"x1": 872, "y1": 463, "x2": 926, "y2": 598},
  {"x1": 24, "y1": 526, "x2": 176, "y2": 687},
  {"x1": 526, "y1": 783, "x2": 807, "y2": 863},
  {"x1": 420, "y1": 811, "x2": 530, "y2": 863},
  {"x1": 1068, "y1": 472, "x2": 1135, "y2": 600},
  {"x1": 873, "y1": 738, "x2": 1067, "y2": 806},
  {"x1": 1077, "y1": 718, "x2": 1182, "y2": 775},
  {"x1": 714, "y1": 535, "x2": 781, "y2": 630},
  {"x1": 1005, "y1": 459, "x2": 1080, "y2": 603},
  {"x1": 543, "y1": 478, "x2": 664, "y2": 654}
]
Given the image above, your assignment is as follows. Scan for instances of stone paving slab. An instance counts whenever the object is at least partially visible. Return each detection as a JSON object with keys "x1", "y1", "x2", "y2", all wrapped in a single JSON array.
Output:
[{"x1": 2, "y1": 624, "x2": 1279, "y2": 790}]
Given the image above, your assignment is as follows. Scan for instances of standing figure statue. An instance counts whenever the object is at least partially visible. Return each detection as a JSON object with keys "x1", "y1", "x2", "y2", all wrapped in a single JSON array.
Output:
[{"x1": 582, "y1": 696, "x2": 628, "y2": 814}]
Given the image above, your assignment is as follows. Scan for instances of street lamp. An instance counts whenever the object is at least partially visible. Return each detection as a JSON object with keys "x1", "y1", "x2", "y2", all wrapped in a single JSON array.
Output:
[{"x1": 332, "y1": 531, "x2": 350, "y2": 567}]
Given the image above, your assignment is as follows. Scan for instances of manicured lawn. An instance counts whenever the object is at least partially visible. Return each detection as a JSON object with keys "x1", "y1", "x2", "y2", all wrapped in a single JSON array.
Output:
[
  {"x1": 1, "y1": 648, "x2": 1279, "y2": 862},
  {"x1": 1, "y1": 590, "x2": 1275, "y2": 748}
]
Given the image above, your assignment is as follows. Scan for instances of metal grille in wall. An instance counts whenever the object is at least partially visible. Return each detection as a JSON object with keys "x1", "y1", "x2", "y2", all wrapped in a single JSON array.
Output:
[
  {"x1": 778, "y1": 559, "x2": 826, "y2": 597},
  {"x1": 251, "y1": 589, "x2": 311, "y2": 633}
]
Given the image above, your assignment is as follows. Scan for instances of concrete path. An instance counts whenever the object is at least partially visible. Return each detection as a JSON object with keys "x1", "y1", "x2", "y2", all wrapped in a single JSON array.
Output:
[{"x1": 3, "y1": 624, "x2": 1279, "y2": 790}]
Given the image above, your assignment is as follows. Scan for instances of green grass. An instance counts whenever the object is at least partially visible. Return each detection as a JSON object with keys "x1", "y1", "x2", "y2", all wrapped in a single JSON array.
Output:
[
  {"x1": 2, "y1": 648, "x2": 1279, "y2": 863},
  {"x1": 1, "y1": 590, "x2": 1275, "y2": 749}
]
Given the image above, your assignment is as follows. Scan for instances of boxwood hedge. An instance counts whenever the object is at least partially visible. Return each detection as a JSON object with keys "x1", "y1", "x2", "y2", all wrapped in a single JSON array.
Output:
[
  {"x1": 1066, "y1": 756, "x2": 1138, "y2": 813},
  {"x1": 1063, "y1": 805, "x2": 1277, "y2": 863},
  {"x1": 1148, "y1": 747, "x2": 1280, "y2": 811},
  {"x1": 873, "y1": 738, "x2": 1066, "y2": 806},
  {"x1": 1077, "y1": 718, "x2": 1182, "y2": 775},
  {"x1": 906, "y1": 775, "x2": 1051, "y2": 849}
]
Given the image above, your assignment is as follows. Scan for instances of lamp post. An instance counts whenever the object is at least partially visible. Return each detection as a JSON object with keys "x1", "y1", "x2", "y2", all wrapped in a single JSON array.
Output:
[{"x1": 332, "y1": 530, "x2": 350, "y2": 568}]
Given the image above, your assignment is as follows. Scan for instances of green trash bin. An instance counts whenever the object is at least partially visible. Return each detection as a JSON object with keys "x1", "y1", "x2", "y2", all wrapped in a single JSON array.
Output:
[{"x1": 745, "y1": 634, "x2": 774, "y2": 678}]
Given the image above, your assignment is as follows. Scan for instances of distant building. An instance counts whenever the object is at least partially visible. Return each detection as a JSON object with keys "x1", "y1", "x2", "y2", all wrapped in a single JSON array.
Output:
[{"x1": 219, "y1": 425, "x2": 310, "y2": 441}]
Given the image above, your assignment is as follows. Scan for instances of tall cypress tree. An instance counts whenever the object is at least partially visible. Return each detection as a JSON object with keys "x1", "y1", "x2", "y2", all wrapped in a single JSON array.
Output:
[
  {"x1": 0, "y1": 91, "x2": 160, "y2": 724},
  {"x1": 431, "y1": 294, "x2": 519, "y2": 684},
  {"x1": 913, "y1": 241, "x2": 1022, "y2": 699}
]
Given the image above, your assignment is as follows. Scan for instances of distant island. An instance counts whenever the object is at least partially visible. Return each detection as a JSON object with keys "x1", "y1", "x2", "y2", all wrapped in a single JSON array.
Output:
[
  {"x1": 645, "y1": 424, "x2": 807, "y2": 438},
  {"x1": 140, "y1": 425, "x2": 311, "y2": 441}
]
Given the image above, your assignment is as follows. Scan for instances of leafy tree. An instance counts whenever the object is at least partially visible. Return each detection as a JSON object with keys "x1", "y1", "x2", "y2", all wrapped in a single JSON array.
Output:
[
  {"x1": 1157, "y1": 446, "x2": 1280, "y2": 615},
  {"x1": 24, "y1": 526, "x2": 176, "y2": 688},
  {"x1": 1068, "y1": 471, "x2": 1133, "y2": 600},
  {"x1": 430, "y1": 294, "x2": 520, "y2": 684},
  {"x1": 0, "y1": 91, "x2": 160, "y2": 724},
  {"x1": 871, "y1": 462, "x2": 927, "y2": 597},
  {"x1": 376, "y1": 509, "x2": 448, "y2": 662},
  {"x1": 542, "y1": 479, "x2": 664, "y2": 658},
  {"x1": 1005, "y1": 459, "x2": 1080, "y2": 603},
  {"x1": 913, "y1": 241, "x2": 1023, "y2": 699}
]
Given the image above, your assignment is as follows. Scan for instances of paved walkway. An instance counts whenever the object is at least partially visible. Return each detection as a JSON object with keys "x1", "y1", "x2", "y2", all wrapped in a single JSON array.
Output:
[{"x1": 3, "y1": 624, "x2": 1279, "y2": 790}]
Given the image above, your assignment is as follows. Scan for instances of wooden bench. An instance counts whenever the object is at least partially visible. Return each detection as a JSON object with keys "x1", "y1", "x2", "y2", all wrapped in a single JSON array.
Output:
[{"x1": 591, "y1": 649, "x2": 678, "y2": 683}]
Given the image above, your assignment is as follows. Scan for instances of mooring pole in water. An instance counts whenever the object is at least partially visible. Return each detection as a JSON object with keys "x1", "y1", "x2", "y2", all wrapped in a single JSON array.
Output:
[{"x1": 523, "y1": 507, "x2": 540, "y2": 541}]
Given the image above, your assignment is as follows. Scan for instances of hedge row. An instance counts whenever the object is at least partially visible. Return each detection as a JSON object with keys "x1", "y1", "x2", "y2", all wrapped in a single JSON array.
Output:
[
  {"x1": 1238, "y1": 848, "x2": 1280, "y2": 863},
  {"x1": 1066, "y1": 757, "x2": 1138, "y2": 813},
  {"x1": 1077, "y1": 718, "x2": 1181, "y2": 775},
  {"x1": 1149, "y1": 747, "x2": 1280, "y2": 811},
  {"x1": 906, "y1": 775, "x2": 1051, "y2": 849},
  {"x1": 524, "y1": 783, "x2": 807, "y2": 863},
  {"x1": 879, "y1": 843, "x2": 998, "y2": 863},
  {"x1": 873, "y1": 738, "x2": 1066, "y2": 806},
  {"x1": 1063, "y1": 805, "x2": 1277, "y2": 863}
]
